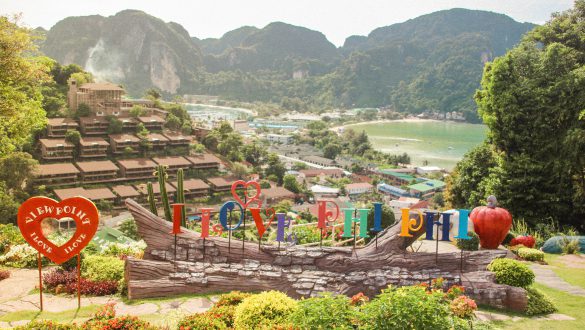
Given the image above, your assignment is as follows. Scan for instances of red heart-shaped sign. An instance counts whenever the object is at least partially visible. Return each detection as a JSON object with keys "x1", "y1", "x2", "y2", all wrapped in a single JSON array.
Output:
[
  {"x1": 17, "y1": 196, "x2": 99, "y2": 264},
  {"x1": 231, "y1": 180, "x2": 261, "y2": 208}
]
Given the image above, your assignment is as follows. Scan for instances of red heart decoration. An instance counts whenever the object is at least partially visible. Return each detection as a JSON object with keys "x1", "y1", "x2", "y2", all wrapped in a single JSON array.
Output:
[
  {"x1": 231, "y1": 180, "x2": 261, "y2": 208},
  {"x1": 17, "y1": 196, "x2": 99, "y2": 264}
]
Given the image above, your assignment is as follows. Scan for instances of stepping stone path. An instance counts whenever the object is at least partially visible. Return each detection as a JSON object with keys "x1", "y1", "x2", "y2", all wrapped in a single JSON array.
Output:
[{"x1": 530, "y1": 264, "x2": 585, "y2": 296}]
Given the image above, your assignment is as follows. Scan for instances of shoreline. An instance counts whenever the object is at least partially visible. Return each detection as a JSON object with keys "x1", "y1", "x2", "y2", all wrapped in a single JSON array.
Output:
[
  {"x1": 182, "y1": 102, "x2": 257, "y2": 116},
  {"x1": 331, "y1": 117, "x2": 442, "y2": 131}
]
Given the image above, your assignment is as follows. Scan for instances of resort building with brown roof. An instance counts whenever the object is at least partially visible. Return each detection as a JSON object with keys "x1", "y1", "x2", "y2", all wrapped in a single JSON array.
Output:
[
  {"x1": 172, "y1": 179, "x2": 209, "y2": 198},
  {"x1": 39, "y1": 138, "x2": 75, "y2": 161},
  {"x1": 112, "y1": 185, "x2": 143, "y2": 204},
  {"x1": 109, "y1": 134, "x2": 140, "y2": 154},
  {"x1": 117, "y1": 158, "x2": 157, "y2": 180},
  {"x1": 137, "y1": 116, "x2": 165, "y2": 131},
  {"x1": 68, "y1": 80, "x2": 125, "y2": 116},
  {"x1": 79, "y1": 117, "x2": 109, "y2": 135},
  {"x1": 120, "y1": 117, "x2": 138, "y2": 131},
  {"x1": 79, "y1": 137, "x2": 109, "y2": 158},
  {"x1": 35, "y1": 163, "x2": 80, "y2": 185},
  {"x1": 75, "y1": 160, "x2": 119, "y2": 183},
  {"x1": 54, "y1": 187, "x2": 116, "y2": 203},
  {"x1": 152, "y1": 156, "x2": 192, "y2": 175},
  {"x1": 145, "y1": 133, "x2": 169, "y2": 149},
  {"x1": 186, "y1": 153, "x2": 221, "y2": 170},
  {"x1": 261, "y1": 187, "x2": 295, "y2": 205},
  {"x1": 206, "y1": 177, "x2": 231, "y2": 193},
  {"x1": 47, "y1": 118, "x2": 79, "y2": 137},
  {"x1": 163, "y1": 132, "x2": 193, "y2": 147}
]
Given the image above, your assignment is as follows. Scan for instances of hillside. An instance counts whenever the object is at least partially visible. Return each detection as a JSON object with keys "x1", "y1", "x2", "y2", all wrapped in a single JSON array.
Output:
[
  {"x1": 41, "y1": 10, "x2": 203, "y2": 95},
  {"x1": 40, "y1": 8, "x2": 535, "y2": 120}
]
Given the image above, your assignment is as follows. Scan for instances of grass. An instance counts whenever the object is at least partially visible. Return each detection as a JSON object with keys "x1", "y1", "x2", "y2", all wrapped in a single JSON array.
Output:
[
  {"x1": 0, "y1": 305, "x2": 99, "y2": 323},
  {"x1": 544, "y1": 254, "x2": 585, "y2": 289}
]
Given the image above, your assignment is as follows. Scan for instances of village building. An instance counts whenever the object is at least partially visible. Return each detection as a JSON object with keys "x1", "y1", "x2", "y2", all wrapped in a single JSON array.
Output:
[
  {"x1": 172, "y1": 179, "x2": 210, "y2": 198},
  {"x1": 192, "y1": 127, "x2": 211, "y2": 140},
  {"x1": 79, "y1": 137, "x2": 110, "y2": 158},
  {"x1": 388, "y1": 197, "x2": 422, "y2": 219},
  {"x1": 112, "y1": 185, "x2": 143, "y2": 205},
  {"x1": 376, "y1": 170, "x2": 418, "y2": 186},
  {"x1": 145, "y1": 133, "x2": 170, "y2": 150},
  {"x1": 302, "y1": 155, "x2": 336, "y2": 167},
  {"x1": 46, "y1": 118, "x2": 79, "y2": 137},
  {"x1": 377, "y1": 183, "x2": 409, "y2": 199},
  {"x1": 206, "y1": 177, "x2": 232, "y2": 193},
  {"x1": 408, "y1": 179, "x2": 446, "y2": 200},
  {"x1": 163, "y1": 132, "x2": 193, "y2": 147},
  {"x1": 79, "y1": 117, "x2": 109, "y2": 135},
  {"x1": 207, "y1": 177, "x2": 231, "y2": 192},
  {"x1": 232, "y1": 120, "x2": 250, "y2": 132},
  {"x1": 117, "y1": 158, "x2": 157, "y2": 180},
  {"x1": 345, "y1": 182, "x2": 374, "y2": 196},
  {"x1": 310, "y1": 185, "x2": 340, "y2": 198},
  {"x1": 120, "y1": 117, "x2": 138, "y2": 131},
  {"x1": 39, "y1": 138, "x2": 75, "y2": 161},
  {"x1": 35, "y1": 163, "x2": 80, "y2": 185},
  {"x1": 267, "y1": 133, "x2": 293, "y2": 145},
  {"x1": 109, "y1": 134, "x2": 140, "y2": 154},
  {"x1": 68, "y1": 80, "x2": 124, "y2": 116},
  {"x1": 298, "y1": 168, "x2": 344, "y2": 184},
  {"x1": 186, "y1": 153, "x2": 221, "y2": 170},
  {"x1": 415, "y1": 166, "x2": 443, "y2": 175},
  {"x1": 261, "y1": 186, "x2": 295, "y2": 204},
  {"x1": 75, "y1": 160, "x2": 119, "y2": 183},
  {"x1": 152, "y1": 156, "x2": 192, "y2": 175},
  {"x1": 54, "y1": 187, "x2": 116, "y2": 204},
  {"x1": 137, "y1": 116, "x2": 165, "y2": 131}
]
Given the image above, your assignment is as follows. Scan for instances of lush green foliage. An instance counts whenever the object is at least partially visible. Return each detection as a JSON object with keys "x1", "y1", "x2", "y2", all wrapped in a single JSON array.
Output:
[
  {"x1": 487, "y1": 258, "x2": 535, "y2": 288},
  {"x1": 14, "y1": 320, "x2": 78, "y2": 329},
  {"x1": 289, "y1": 293, "x2": 355, "y2": 330},
  {"x1": 119, "y1": 219, "x2": 140, "y2": 241},
  {"x1": 0, "y1": 223, "x2": 24, "y2": 254},
  {"x1": 525, "y1": 287, "x2": 557, "y2": 316},
  {"x1": 177, "y1": 312, "x2": 228, "y2": 330},
  {"x1": 359, "y1": 285, "x2": 453, "y2": 330},
  {"x1": 517, "y1": 248, "x2": 545, "y2": 262},
  {"x1": 456, "y1": 232, "x2": 480, "y2": 251},
  {"x1": 233, "y1": 291, "x2": 298, "y2": 329},
  {"x1": 81, "y1": 255, "x2": 125, "y2": 282}
]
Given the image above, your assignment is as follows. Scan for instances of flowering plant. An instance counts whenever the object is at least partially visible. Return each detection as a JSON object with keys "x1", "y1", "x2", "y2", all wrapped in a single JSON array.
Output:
[
  {"x1": 445, "y1": 285, "x2": 465, "y2": 300},
  {"x1": 350, "y1": 292, "x2": 369, "y2": 306},
  {"x1": 450, "y1": 295, "x2": 477, "y2": 319}
]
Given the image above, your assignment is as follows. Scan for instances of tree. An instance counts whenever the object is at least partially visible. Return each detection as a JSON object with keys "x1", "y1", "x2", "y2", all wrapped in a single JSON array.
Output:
[
  {"x1": 190, "y1": 143, "x2": 206, "y2": 154},
  {"x1": 145, "y1": 88, "x2": 161, "y2": 100},
  {"x1": 218, "y1": 132, "x2": 243, "y2": 161},
  {"x1": 165, "y1": 113, "x2": 182, "y2": 131},
  {"x1": 181, "y1": 122, "x2": 192, "y2": 135},
  {"x1": 76, "y1": 103, "x2": 91, "y2": 118},
  {"x1": 69, "y1": 71, "x2": 93, "y2": 85},
  {"x1": 366, "y1": 203, "x2": 395, "y2": 237},
  {"x1": 0, "y1": 152, "x2": 38, "y2": 193},
  {"x1": 0, "y1": 183, "x2": 19, "y2": 224},
  {"x1": 129, "y1": 105, "x2": 147, "y2": 117},
  {"x1": 471, "y1": 2, "x2": 585, "y2": 229},
  {"x1": 232, "y1": 162, "x2": 249, "y2": 180},
  {"x1": 107, "y1": 116, "x2": 123, "y2": 134},
  {"x1": 283, "y1": 174, "x2": 301, "y2": 194},
  {"x1": 242, "y1": 140, "x2": 268, "y2": 167},
  {"x1": 292, "y1": 162, "x2": 308, "y2": 171},
  {"x1": 323, "y1": 143, "x2": 342, "y2": 159},
  {"x1": 0, "y1": 16, "x2": 50, "y2": 157},
  {"x1": 264, "y1": 153, "x2": 286, "y2": 185},
  {"x1": 65, "y1": 129, "x2": 81, "y2": 146}
]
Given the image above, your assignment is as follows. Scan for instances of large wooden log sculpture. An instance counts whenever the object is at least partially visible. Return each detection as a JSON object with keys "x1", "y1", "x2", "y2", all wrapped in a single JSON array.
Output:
[{"x1": 124, "y1": 199, "x2": 527, "y2": 311}]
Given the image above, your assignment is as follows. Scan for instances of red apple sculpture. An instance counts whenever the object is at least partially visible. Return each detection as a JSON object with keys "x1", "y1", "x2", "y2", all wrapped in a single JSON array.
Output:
[{"x1": 470, "y1": 196, "x2": 513, "y2": 249}]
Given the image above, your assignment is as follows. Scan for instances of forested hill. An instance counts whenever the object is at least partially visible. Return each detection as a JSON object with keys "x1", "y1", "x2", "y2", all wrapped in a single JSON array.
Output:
[
  {"x1": 40, "y1": 10, "x2": 203, "y2": 94},
  {"x1": 40, "y1": 8, "x2": 535, "y2": 121}
]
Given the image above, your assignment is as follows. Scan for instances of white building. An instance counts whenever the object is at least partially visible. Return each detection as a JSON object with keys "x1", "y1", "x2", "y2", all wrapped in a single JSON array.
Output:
[
  {"x1": 415, "y1": 166, "x2": 443, "y2": 175},
  {"x1": 310, "y1": 185, "x2": 340, "y2": 198},
  {"x1": 267, "y1": 134, "x2": 293, "y2": 145},
  {"x1": 345, "y1": 182, "x2": 373, "y2": 196}
]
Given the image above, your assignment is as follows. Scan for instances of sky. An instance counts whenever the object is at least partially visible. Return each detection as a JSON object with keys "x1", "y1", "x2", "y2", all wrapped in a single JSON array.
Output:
[{"x1": 0, "y1": 0, "x2": 575, "y2": 46}]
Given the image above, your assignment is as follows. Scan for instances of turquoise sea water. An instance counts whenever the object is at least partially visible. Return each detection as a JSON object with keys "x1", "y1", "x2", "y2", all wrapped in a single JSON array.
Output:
[{"x1": 349, "y1": 121, "x2": 487, "y2": 169}]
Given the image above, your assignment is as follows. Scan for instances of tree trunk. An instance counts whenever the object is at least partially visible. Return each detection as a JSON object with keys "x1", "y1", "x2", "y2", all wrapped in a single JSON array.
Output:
[{"x1": 124, "y1": 199, "x2": 527, "y2": 311}]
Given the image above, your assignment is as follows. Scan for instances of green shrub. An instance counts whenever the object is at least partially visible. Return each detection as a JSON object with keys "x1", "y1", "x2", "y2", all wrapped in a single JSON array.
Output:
[
  {"x1": 559, "y1": 230, "x2": 581, "y2": 254},
  {"x1": 525, "y1": 287, "x2": 557, "y2": 315},
  {"x1": 82, "y1": 255, "x2": 124, "y2": 282},
  {"x1": 359, "y1": 285, "x2": 453, "y2": 330},
  {"x1": 233, "y1": 291, "x2": 297, "y2": 329},
  {"x1": 14, "y1": 320, "x2": 78, "y2": 329},
  {"x1": 456, "y1": 232, "x2": 479, "y2": 251},
  {"x1": 177, "y1": 312, "x2": 228, "y2": 330},
  {"x1": 0, "y1": 244, "x2": 49, "y2": 268},
  {"x1": 289, "y1": 293, "x2": 355, "y2": 329},
  {"x1": 0, "y1": 224, "x2": 24, "y2": 254},
  {"x1": 215, "y1": 291, "x2": 253, "y2": 307},
  {"x1": 517, "y1": 248, "x2": 545, "y2": 262},
  {"x1": 119, "y1": 219, "x2": 140, "y2": 241},
  {"x1": 487, "y1": 258, "x2": 534, "y2": 288},
  {"x1": 209, "y1": 291, "x2": 253, "y2": 327}
]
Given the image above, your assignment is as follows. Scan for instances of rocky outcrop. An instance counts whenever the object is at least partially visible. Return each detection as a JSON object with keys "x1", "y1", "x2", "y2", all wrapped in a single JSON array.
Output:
[{"x1": 124, "y1": 199, "x2": 527, "y2": 311}]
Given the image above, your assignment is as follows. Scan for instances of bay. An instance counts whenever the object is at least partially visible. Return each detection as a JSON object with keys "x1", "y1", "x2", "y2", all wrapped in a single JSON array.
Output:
[{"x1": 347, "y1": 120, "x2": 487, "y2": 169}]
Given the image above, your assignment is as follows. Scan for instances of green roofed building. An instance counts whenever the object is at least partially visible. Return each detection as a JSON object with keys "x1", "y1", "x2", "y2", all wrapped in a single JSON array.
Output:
[
  {"x1": 376, "y1": 169, "x2": 420, "y2": 186},
  {"x1": 92, "y1": 226, "x2": 134, "y2": 249},
  {"x1": 408, "y1": 179, "x2": 446, "y2": 200}
]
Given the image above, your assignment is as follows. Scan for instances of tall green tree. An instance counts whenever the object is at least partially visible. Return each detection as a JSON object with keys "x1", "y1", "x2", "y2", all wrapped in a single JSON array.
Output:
[
  {"x1": 471, "y1": 1, "x2": 585, "y2": 228},
  {"x1": 0, "y1": 16, "x2": 50, "y2": 157},
  {"x1": 264, "y1": 153, "x2": 286, "y2": 185}
]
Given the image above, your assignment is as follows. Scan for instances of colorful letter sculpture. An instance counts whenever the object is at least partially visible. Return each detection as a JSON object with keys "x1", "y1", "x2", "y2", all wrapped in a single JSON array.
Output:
[
  {"x1": 17, "y1": 196, "x2": 99, "y2": 264},
  {"x1": 470, "y1": 195, "x2": 512, "y2": 249}
]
